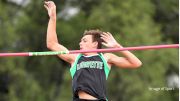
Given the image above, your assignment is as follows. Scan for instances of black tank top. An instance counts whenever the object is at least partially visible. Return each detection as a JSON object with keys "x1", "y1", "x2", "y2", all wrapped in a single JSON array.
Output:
[{"x1": 70, "y1": 53, "x2": 110, "y2": 101}]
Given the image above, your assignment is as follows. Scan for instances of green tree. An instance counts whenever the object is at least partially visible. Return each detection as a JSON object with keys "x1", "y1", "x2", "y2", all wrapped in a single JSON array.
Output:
[
  {"x1": 0, "y1": 0, "x2": 178, "y2": 101},
  {"x1": 152, "y1": 0, "x2": 179, "y2": 43},
  {"x1": 59, "y1": 0, "x2": 178, "y2": 100}
]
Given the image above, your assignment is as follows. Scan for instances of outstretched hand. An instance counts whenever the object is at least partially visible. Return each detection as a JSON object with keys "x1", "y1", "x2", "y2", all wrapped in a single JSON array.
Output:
[
  {"x1": 100, "y1": 32, "x2": 121, "y2": 48},
  {"x1": 44, "y1": 1, "x2": 56, "y2": 19}
]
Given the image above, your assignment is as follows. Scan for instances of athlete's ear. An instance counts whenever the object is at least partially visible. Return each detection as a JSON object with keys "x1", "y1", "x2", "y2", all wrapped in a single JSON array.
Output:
[{"x1": 93, "y1": 41, "x2": 98, "y2": 48}]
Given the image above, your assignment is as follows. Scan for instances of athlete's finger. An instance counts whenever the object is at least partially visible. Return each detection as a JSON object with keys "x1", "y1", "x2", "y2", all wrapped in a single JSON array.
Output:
[
  {"x1": 100, "y1": 34, "x2": 108, "y2": 39},
  {"x1": 102, "y1": 32, "x2": 109, "y2": 37},
  {"x1": 102, "y1": 42, "x2": 108, "y2": 47},
  {"x1": 107, "y1": 32, "x2": 112, "y2": 37},
  {"x1": 44, "y1": 4, "x2": 49, "y2": 10}
]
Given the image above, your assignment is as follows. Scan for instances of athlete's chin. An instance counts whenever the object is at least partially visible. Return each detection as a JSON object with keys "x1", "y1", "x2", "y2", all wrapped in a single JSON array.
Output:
[{"x1": 80, "y1": 48, "x2": 86, "y2": 50}]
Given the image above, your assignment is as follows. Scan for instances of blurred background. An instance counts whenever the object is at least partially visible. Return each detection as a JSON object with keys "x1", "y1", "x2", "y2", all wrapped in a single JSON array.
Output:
[{"x1": 0, "y1": 0, "x2": 179, "y2": 101}]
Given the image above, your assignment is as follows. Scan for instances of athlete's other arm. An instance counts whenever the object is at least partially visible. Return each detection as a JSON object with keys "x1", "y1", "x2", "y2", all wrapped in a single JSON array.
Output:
[
  {"x1": 44, "y1": 1, "x2": 77, "y2": 64},
  {"x1": 101, "y1": 32, "x2": 142, "y2": 68}
]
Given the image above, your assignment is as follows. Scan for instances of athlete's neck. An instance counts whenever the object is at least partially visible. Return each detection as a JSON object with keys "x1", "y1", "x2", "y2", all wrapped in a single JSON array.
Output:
[{"x1": 83, "y1": 53, "x2": 98, "y2": 56}]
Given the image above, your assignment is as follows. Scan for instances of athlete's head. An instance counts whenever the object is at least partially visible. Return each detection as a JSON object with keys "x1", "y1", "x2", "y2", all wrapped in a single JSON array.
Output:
[{"x1": 79, "y1": 29, "x2": 103, "y2": 50}]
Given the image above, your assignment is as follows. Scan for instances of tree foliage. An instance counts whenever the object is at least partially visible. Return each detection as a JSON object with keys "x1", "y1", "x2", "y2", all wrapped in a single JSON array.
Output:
[{"x1": 0, "y1": 0, "x2": 178, "y2": 101}]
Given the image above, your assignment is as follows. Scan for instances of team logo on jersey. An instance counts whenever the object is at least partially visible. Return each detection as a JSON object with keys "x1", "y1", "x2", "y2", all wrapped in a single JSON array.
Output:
[{"x1": 77, "y1": 61, "x2": 103, "y2": 70}]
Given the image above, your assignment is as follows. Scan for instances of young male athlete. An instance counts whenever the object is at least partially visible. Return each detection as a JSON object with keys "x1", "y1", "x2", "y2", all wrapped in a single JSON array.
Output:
[{"x1": 44, "y1": 1, "x2": 142, "y2": 101}]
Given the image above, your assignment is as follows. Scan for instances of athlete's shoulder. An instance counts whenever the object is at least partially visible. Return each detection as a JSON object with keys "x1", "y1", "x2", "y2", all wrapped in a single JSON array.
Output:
[
  {"x1": 103, "y1": 53, "x2": 114, "y2": 58},
  {"x1": 102, "y1": 53, "x2": 117, "y2": 62},
  {"x1": 70, "y1": 54, "x2": 81, "y2": 64},
  {"x1": 101, "y1": 53, "x2": 113, "y2": 68},
  {"x1": 74, "y1": 54, "x2": 82, "y2": 59},
  {"x1": 101, "y1": 53, "x2": 112, "y2": 61}
]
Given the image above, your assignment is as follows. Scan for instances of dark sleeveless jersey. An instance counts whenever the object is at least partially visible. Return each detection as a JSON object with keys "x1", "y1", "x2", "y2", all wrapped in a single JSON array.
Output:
[{"x1": 70, "y1": 53, "x2": 110, "y2": 101}]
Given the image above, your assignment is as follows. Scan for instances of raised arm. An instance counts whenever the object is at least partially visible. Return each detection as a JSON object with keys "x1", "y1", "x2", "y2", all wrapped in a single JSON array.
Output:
[
  {"x1": 44, "y1": 1, "x2": 77, "y2": 64},
  {"x1": 101, "y1": 32, "x2": 142, "y2": 68}
]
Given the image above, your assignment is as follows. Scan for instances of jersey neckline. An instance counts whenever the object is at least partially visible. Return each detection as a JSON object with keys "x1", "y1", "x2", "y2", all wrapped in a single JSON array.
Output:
[{"x1": 82, "y1": 54, "x2": 99, "y2": 57}]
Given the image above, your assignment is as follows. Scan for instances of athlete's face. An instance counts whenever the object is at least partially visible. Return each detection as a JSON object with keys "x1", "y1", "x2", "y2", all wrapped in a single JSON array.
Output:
[{"x1": 79, "y1": 35, "x2": 98, "y2": 50}]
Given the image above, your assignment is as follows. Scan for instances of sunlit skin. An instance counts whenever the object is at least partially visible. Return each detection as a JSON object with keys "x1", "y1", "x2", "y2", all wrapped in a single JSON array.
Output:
[
  {"x1": 44, "y1": 1, "x2": 142, "y2": 100},
  {"x1": 79, "y1": 35, "x2": 99, "y2": 55},
  {"x1": 79, "y1": 35, "x2": 96, "y2": 50}
]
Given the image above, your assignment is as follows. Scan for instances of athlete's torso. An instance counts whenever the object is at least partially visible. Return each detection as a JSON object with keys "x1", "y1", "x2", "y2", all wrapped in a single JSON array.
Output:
[{"x1": 70, "y1": 53, "x2": 110, "y2": 101}]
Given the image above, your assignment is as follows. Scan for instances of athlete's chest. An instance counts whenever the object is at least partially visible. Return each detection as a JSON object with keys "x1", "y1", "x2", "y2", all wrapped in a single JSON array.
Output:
[{"x1": 76, "y1": 55, "x2": 104, "y2": 70}]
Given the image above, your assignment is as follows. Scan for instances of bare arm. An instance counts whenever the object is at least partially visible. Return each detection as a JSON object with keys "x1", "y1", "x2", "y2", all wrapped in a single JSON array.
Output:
[
  {"x1": 44, "y1": 1, "x2": 77, "y2": 64},
  {"x1": 101, "y1": 32, "x2": 142, "y2": 68}
]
